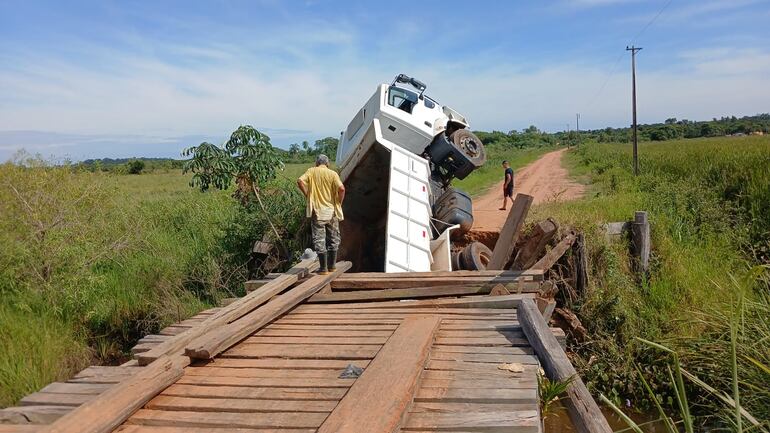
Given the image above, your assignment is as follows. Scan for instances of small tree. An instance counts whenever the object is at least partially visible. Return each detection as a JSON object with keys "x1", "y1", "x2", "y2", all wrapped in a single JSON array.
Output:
[
  {"x1": 126, "y1": 159, "x2": 145, "y2": 174},
  {"x1": 182, "y1": 125, "x2": 284, "y2": 241}
]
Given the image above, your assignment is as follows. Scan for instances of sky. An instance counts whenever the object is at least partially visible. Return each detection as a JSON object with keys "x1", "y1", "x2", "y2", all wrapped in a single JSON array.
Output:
[{"x1": 1, "y1": 0, "x2": 768, "y2": 161}]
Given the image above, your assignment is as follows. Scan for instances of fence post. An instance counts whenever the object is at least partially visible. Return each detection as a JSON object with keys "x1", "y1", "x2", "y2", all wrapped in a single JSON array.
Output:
[{"x1": 631, "y1": 211, "x2": 650, "y2": 275}]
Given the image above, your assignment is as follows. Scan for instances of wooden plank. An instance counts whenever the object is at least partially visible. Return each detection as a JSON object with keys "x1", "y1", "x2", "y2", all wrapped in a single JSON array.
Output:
[
  {"x1": 39, "y1": 382, "x2": 110, "y2": 394},
  {"x1": 530, "y1": 233, "x2": 577, "y2": 272},
  {"x1": 117, "y1": 427, "x2": 310, "y2": 433},
  {"x1": 301, "y1": 294, "x2": 533, "y2": 311},
  {"x1": 242, "y1": 335, "x2": 388, "y2": 345},
  {"x1": 0, "y1": 426, "x2": 41, "y2": 433},
  {"x1": 433, "y1": 345, "x2": 534, "y2": 355},
  {"x1": 410, "y1": 402, "x2": 533, "y2": 413},
  {"x1": 420, "y1": 378, "x2": 536, "y2": 389},
  {"x1": 430, "y1": 352, "x2": 538, "y2": 364},
  {"x1": 334, "y1": 270, "x2": 542, "y2": 279},
  {"x1": 403, "y1": 410, "x2": 540, "y2": 432},
  {"x1": 203, "y1": 358, "x2": 371, "y2": 370},
  {"x1": 512, "y1": 218, "x2": 559, "y2": 270},
  {"x1": 176, "y1": 375, "x2": 354, "y2": 388},
  {"x1": 257, "y1": 328, "x2": 393, "y2": 337},
  {"x1": 20, "y1": 392, "x2": 93, "y2": 406},
  {"x1": 519, "y1": 298, "x2": 612, "y2": 433},
  {"x1": 266, "y1": 323, "x2": 397, "y2": 331},
  {"x1": 38, "y1": 355, "x2": 186, "y2": 433},
  {"x1": 489, "y1": 194, "x2": 533, "y2": 270},
  {"x1": 331, "y1": 275, "x2": 537, "y2": 292},
  {"x1": 222, "y1": 343, "x2": 379, "y2": 359},
  {"x1": 308, "y1": 285, "x2": 496, "y2": 303},
  {"x1": 161, "y1": 384, "x2": 346, "y2": 400},
  {"x1": 0, "y1": 405, "x2": 70, "y2": 424},
  {"x1": 126, "y1": 409, "x2": 327, "y2": 429},
  {"x1": 435, "y1": 336, "x2": 528, "y2": 346},
  {"x1": 184, "y1": 367, "x2": 343, "y2": 378},
  {"x1": 415, "y1": 387, "x2": 537, "y2": 404},
  {"x1": 294, "y1": 306, "x2": 518, "y2": 315},
  {"x1": 145, "y1": 396, "x2": 336, "y2": 413},
  {"x1": 185, "y1": 262, "x2": 352, "y2": 360},
  {"x1": 317, "y1": 316, "x2": 441, "y2": 433},
  {"x1": 426, "y1": 360, "x2": 538, "y2": 372},
  {"x1": 136, "y1": 273, "x2": 301, "y2": 365}
]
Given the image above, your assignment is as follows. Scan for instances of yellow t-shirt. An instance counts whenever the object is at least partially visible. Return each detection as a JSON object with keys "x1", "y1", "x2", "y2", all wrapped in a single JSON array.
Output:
[{"x1": 298, "y1": 166, "x2": 344, "y2": 221}]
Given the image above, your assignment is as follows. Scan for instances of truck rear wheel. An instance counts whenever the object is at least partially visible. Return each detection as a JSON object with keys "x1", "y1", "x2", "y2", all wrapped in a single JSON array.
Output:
[
  {"x1": 450, "y1": 129, "x2": 486, "y2": 167},
  {"x1": 460, "y1": 241, "x2": 493, "y2": 271}
]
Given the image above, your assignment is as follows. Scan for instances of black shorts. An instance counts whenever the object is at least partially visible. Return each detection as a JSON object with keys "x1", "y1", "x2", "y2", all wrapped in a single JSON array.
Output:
[{"x1": 504, "y1": 185, "x2": 514, "y2": 197}]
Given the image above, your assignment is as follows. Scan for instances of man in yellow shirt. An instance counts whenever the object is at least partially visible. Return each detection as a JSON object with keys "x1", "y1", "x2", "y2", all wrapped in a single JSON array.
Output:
[{"x1": 297, "y1": 154, "x2": 346, "y2": 275}]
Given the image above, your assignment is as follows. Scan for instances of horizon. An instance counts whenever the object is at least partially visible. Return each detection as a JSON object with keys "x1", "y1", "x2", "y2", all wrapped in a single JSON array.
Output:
[{"x1": 1, "y1": 0, "x2": 769, "y2": 160}]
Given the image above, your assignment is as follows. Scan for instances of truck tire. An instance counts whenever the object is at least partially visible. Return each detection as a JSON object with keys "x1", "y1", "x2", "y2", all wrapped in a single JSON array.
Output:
[
  {"x1": 460, "y1": 241, "x2": 493, "y2": 271},
  {"x1": 450, "y1": 129, "x2": 486, "y2": 167}
]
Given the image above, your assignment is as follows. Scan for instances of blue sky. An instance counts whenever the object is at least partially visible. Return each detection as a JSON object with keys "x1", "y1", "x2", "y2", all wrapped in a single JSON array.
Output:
[{"x1": 1, "y1": 0, "x2": 768, "y2": 160}]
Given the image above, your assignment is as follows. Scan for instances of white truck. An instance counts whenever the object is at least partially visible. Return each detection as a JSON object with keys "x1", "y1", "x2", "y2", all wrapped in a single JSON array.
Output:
[{"x1": 336, "y1": 74, "x2": 487, "y2": 273}]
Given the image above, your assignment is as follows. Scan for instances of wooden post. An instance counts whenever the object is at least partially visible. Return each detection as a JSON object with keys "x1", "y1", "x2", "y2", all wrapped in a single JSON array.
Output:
[
  {"x1": 489, "y1": 194, "x2": 534, "y2": 270},
  {"x1": 631, "y1": 211, "x2": 650, "y2": 275},
  {"x1": 518, "y1": 299, "x2": 612, "y2": 433},
  {"x1": 572, "y1": 232, "x2": 588, "y2": 294}
]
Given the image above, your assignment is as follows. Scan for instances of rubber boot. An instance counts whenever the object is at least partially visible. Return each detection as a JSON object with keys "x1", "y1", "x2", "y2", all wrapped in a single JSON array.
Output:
[
  {"x1": 327, "y1": 250, "x2": 337, "y2": 272},
  {"x1": 317, "y1": 252, "x2": 329, "y2": 275}
]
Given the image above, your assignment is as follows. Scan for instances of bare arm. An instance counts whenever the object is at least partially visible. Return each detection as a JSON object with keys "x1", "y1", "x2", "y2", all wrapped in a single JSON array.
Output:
[
  {"x1": 504, "y1": 173, "x2": 512, "y2": 188},
  {"x1": 297, "y1": 179, "x2": 309, "y2": 197},
  {"x1": 338, "y1": 184, "x2": 346, "y2": 204}
]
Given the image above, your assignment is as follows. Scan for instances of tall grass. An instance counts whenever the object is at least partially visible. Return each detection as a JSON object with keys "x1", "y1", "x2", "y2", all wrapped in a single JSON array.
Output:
[
  {"x1": 528, "y1": 136, "x2": 770, "y2": 429},
  {"x1": 0, "y1": 156, "x2": 307, "y2": 407}
]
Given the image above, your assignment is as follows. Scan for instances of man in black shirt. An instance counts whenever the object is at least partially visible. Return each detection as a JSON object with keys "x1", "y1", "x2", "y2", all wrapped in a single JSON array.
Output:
[{"x1": 499, "y1": 160, "x2": 514, "y2": 210}]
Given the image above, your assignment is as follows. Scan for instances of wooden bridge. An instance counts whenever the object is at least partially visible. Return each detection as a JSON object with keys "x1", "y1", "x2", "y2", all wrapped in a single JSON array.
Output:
[{"x1": 0, "y1": 262, "x2": 611, "y2": 433}]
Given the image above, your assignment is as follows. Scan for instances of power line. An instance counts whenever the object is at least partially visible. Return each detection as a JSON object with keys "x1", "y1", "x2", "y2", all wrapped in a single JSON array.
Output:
[{"x1": 584, "y1": 0, "x2": 674, "y2": 109}]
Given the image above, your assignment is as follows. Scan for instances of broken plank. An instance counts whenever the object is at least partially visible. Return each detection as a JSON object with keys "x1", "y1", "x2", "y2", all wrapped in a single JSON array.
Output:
[
  {"x1": 519, "y1": 298, "x2": 612, "y2": 433},
  {"x1": 489, "y1": 194, "x2": 534, "y2": 270},
  {"x1": 38, "y1": 355, "x2": 187, "y2": 433},
  {"x1": 185, "y1": 262, "x2": 352, "y2": 360},
  {"x1": 317, "y1": 316, "x2": 441, "y2": 433}
]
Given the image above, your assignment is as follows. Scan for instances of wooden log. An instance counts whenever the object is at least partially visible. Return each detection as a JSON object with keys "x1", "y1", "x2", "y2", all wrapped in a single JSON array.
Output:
[
  {"x1": 530, "y1": 232, "x2": 577, "y2": 272},
  {"x1": 512, "y1": 218, "x2": 559, "y2": 270},
  {"x1": 518, "y1": 298, "x2": 612, "y2": 433},
  {"x1": 631, "y1": 211, "x2": 650, "y2": 274},
  {"x1": 489, "y1": 194, "x2": 534, "y2": 270},
  {"x1": 317, "y1": 316, "x2": 441, "y2": 433},
  {"x1": 185, "y1": 262, "x2": 352, "y2": 360},
  {"x1": 136, "y1": 271, "x2": 302, "y2": 365},
  {"x1": 38, "y1": 355, "x2": 187, "y2": 433}
]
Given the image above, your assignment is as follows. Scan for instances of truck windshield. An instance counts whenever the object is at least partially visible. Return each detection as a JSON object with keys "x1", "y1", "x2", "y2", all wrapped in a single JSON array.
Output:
[{"x1": 388, "y1": 86, "x2": 418, "y2": 113}]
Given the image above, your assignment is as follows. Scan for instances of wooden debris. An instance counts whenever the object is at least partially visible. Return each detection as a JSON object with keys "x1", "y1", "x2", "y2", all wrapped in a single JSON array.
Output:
[
  {"x1": 554, "y1": 307, "x2": 588, "y2": 342},
  {"x1": 489, "y1": 194, "x2": 534, "y2": 270},
  {"x1": 185, "y1": 262, "x2": 352, "y2": 359},
  {"x1": 317, "y1": 316, "x2": 440, "y2": 433},
  {"x1": 518, "y1": 298, "x2": 612, "y2": 433},
  {"x1": 530, "y1": 232, "x2": 577, "y2": 272},
  {"x1": 308, "y1": 283, "x2": 541, "y2": 303},
  {"x1": 489, "y1": 284, "x2": 511, "y2": 296},
  {"x1": 512, "y1": 218, "x2": 558, "y2": 270}
]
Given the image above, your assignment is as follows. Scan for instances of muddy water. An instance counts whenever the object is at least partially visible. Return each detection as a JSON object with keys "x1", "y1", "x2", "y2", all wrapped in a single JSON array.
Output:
[{"x1": 544, "y1": 402, "x2": 666, "y2": 432}]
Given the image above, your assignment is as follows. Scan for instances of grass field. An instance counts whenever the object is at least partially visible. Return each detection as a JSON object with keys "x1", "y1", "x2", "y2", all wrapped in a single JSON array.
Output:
[{"x1": 529, "y1": 136, "x2": 770, "y2": 428}]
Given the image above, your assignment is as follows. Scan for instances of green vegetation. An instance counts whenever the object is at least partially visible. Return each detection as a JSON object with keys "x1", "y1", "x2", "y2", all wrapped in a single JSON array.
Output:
[{"x1": 528, "y1": 136, "x2": 769, "y2": 429}]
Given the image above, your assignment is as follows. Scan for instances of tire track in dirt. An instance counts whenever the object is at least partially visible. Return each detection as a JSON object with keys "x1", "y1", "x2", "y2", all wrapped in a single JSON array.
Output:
[{"x1": 471, "y1": 148, "x2": 585, "y2": 232}]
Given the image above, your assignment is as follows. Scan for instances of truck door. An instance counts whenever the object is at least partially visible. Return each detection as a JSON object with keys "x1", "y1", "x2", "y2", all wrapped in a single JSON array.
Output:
[{"x1": 384, "y1": 146, "x2": 433, "y2": 272}]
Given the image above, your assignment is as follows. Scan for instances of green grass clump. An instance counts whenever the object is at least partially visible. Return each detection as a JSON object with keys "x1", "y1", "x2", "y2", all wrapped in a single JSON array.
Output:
[
  {"x1": 0, "y1": 155, "x2": 312, "y2": 407},
  {"x1": 529, "y1": 136, "x2": 770, "y2": 427}
]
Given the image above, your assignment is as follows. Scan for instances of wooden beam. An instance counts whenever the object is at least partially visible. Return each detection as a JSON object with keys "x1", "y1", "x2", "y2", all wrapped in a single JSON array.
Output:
[
  {"x1": 308, "y1": 283, "x2": 541, "y2": 303},
  {"x1": 306, "y1": 294, "x2": 535, "y2": 310},
  {"x1": 185, "y1": 262, "x2": 352, "y2": 360},
  {"x1": 38, "y1": 356, "x2": 187, "y2": 433},
  {"x1": 331, "y1": 276, "x2": 536, "y2": 290},
  {"x1": 135, "y1": 273, "x2": 300, "y2": 365},
  {"x1": 489, "y1": 194, "x2": 534, "y2": 270},
  {"x1": 530, "y1": 233, "x2": 577, "y2": 272},
  {"x1": 518, "y1": 298, "x2": 612, "y2": 433},
  {"x1": 334, "y1": 270, "x2": 543, "y2": 279},
  {"x1": 317, "y1": 316, "x2": 441, "y2": 433}
]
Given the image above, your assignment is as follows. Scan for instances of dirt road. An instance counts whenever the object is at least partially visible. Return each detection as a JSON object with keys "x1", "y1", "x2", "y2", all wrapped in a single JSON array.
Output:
[{"x1": 471, "y1": 148, "x2": 584, "y2": 232}]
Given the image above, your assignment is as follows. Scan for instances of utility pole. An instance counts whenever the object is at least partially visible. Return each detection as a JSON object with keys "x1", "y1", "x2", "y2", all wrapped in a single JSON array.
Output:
[
  {"x1": 627, "y1": 45, "x2": 642, "y2": 176},
  {"x1": 576, "y1": 113, "x2": 580, "y2": 148}
]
